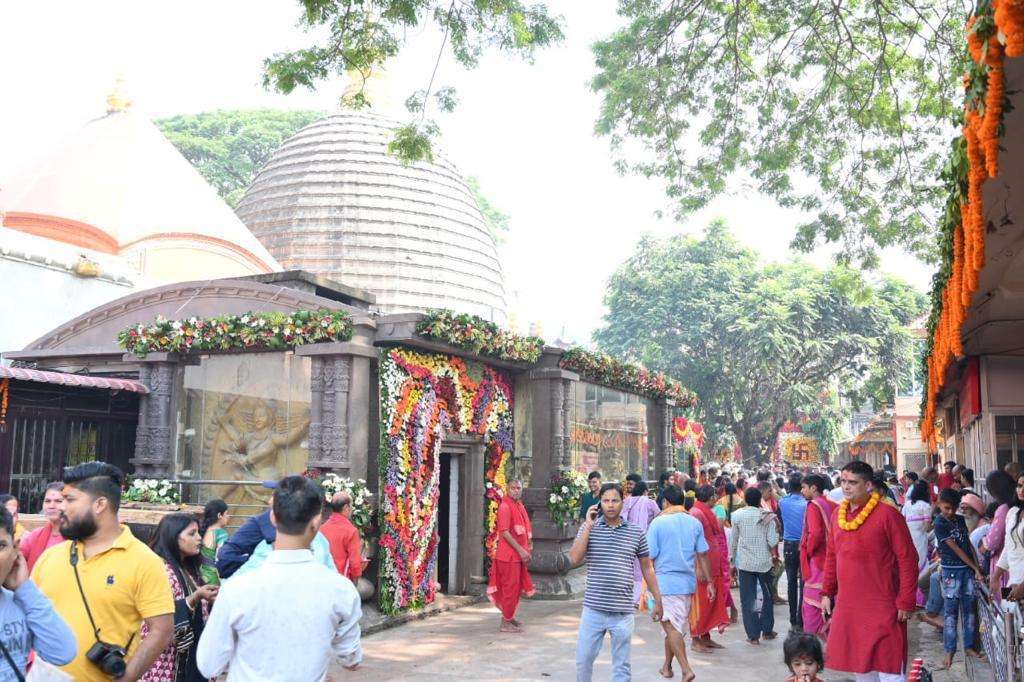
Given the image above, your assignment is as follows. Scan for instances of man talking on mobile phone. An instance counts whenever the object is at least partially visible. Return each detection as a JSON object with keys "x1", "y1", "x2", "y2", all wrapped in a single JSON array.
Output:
[{"x1": 569, "y1": 482, "x2": 663, "y2": 682}]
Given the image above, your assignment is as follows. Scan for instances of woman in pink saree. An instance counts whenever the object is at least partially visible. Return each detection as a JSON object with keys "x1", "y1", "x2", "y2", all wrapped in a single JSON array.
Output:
[{"x1": 799, "y1": 474, "x2": 837, "y2": 637}]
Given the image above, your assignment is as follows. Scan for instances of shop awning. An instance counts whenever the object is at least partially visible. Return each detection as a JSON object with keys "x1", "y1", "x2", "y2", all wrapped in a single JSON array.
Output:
[{"x1": 0, "y1": 366, "x2": 149, "y2": 394}]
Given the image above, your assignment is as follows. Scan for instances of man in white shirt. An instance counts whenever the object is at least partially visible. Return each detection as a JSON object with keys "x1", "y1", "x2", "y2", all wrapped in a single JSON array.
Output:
[{"x1": 197, "y1": 475, "x2": 363, "y2": 680}]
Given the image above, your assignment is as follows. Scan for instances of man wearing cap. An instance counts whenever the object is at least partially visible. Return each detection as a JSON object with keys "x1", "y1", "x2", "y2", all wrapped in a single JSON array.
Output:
[{"x1": 217, "y1": 482, "x2": 279, "y2": 579}]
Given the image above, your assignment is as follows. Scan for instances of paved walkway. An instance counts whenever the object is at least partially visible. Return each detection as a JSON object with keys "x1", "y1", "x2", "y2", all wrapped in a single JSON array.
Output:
[{"x1": 331, "y1": 585, "x2": 972, "y2": 681}]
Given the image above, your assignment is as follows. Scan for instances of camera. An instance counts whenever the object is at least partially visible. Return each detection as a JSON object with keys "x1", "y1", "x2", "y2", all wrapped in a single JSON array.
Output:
[{"x1": 86, "y1": 640, "x2": 127, "y2": 677}]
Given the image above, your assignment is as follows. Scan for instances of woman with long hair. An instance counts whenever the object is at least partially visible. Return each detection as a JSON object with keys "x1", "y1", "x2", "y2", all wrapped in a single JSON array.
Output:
[
  {"x1": 141, "y1": 513, "x2": 219, "y2": 682},
  {"x1": 993, "y1": 473, "x2": 1024, "y2": 602},
  {"x1": 984, "y1": 469, "x2": 1018, "y2": 587},
  {"x1": 199, "y1": 499, "x2": 230, "y2": 586}
]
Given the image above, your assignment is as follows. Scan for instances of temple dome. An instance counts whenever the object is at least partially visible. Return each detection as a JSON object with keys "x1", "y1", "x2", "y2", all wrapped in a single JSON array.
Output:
[
  {"x1": 1, "y1": 107, "x2": 280, "y2": 279},
  {"x1": 235, "y1": 112, "x2": 506, "y2": 321}
]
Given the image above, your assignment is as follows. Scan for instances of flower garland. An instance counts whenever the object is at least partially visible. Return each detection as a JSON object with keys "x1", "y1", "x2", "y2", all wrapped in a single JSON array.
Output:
[
  {"x1": 378, "y1": 347, "x2": 514, "y2": 614},
  {"x1": 547, "y1": 470, "x2": 588, "y2": 526},
  {"x1": 415, "y1": 309, "x2": 544, "y2": 363},
  {"x1": 837, "y1": 492, "x2": 881, "y2": 531},
  {"x1": 922, "y1": 0, "x2": 1021, "y2": 443},
  {"x1": 559, "y1": 347, "x2": 697, "y2": 406},
  {"x1": 118, "y1": 309, "x2": 353, "y2": 357},
  {"x1": 0, "y1": 378, "x2": 8, "y2": 431}
]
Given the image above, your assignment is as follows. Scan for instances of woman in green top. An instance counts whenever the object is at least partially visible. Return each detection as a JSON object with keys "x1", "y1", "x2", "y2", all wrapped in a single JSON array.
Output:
[
  {"x1": 200, "y1": 499, "x2": 230, "y2": 585},
  {"x1": 577, "y1": 471, "x2": 602, "y2": 519}
]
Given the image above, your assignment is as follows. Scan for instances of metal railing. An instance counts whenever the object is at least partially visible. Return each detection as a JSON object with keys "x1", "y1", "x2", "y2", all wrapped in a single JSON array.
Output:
[
  {"x1": 165, "y1": 479, "x2": 271, "y2": 530},
  {"x1": 977, "y1": 582, "x2": 1023, "y2": 682}
]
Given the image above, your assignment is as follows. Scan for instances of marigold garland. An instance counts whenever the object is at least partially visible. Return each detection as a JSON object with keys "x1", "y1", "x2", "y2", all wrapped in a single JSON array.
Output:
[
  {"x1": 377, "y1": 347, "x2": 514, "y2": 615},
  {"x1": 921, "y1": 1, "x2": 1019, "y2": 443},
  {"x1": 837, "y1": 492, "x2": 882, "y2": 531}
]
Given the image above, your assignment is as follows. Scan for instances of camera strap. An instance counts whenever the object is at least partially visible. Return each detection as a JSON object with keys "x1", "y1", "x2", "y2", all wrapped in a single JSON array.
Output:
[
  {"x1": 70, "y1": 542, "x2": 135, "y2": 651},
  {"x1": 0, "y1": 637, "x2": 25, "y2": 682}
]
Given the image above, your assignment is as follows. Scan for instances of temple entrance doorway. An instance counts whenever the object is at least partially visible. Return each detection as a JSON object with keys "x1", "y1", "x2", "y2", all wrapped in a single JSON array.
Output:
[{"x1": 434, "y1": 435, "x2": 487, "y2": 597}]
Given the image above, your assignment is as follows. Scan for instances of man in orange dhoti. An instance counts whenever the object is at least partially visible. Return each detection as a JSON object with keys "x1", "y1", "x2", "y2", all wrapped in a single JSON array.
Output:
[{"x1": 488, "y1": 479, "x2": 535, "y2": 632}]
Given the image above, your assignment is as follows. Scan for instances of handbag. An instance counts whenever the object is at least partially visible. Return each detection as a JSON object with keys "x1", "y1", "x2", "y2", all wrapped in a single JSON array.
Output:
[{"x1": 170, "y1": 564, "x2": 199, "y2": 652}]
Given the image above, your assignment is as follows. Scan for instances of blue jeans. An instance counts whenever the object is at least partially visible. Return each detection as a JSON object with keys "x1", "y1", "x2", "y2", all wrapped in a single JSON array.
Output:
[
  {"x1": 738, "y1": 569, "x2": 775, "y2": 641},
  {"x1": 941, "y1": 566, "x2": 978, "y2": 653},
  {"x1": 575, "y1": 607, "x2": 634, "y2": 681}
]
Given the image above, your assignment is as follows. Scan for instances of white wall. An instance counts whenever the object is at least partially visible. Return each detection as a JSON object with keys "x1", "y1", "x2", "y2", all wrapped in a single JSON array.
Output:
[{"x1": 0, "y1": 258, "x2": 135, "y2": 357}]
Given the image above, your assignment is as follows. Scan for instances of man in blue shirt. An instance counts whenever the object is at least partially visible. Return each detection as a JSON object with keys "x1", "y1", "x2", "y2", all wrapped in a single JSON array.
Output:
[
  {"x1": 778, "y1": 473, "x2": 808, "y2": 630},
  {"x1": 217, "y1": 483, "x2": 278, "y2": 579},
  {"x1": 647, "y1": 485, "x2": 711, "y2": 681}
]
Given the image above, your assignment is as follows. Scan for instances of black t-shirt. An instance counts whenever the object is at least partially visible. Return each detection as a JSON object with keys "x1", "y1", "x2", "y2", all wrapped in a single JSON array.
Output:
[{"x1": 933, "y1": 514, "x2": 971, "y2": 568}]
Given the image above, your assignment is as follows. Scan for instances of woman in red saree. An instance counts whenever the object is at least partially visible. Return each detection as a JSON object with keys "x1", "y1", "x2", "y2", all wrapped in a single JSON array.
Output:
[
  {"x1": 799, "y1": 474, "x2": 837, "y2": 637},
  {"x1": 689, "y1": 486, "x2": 730, "y2": 651},
  {"x1": 487, "y1": 480, "x2": 535, "y2": 632}
]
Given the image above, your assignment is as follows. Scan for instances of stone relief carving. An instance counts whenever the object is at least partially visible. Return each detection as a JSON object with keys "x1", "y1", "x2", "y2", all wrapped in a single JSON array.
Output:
[{"x1": 308, "y1": 356, "x2": 351, "y2": 468}]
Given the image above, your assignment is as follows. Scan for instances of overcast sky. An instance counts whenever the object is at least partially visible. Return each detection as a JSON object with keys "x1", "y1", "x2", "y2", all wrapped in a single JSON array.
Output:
[{"x1": 1, "y1": 1, "x2": 936, "y2": 344}]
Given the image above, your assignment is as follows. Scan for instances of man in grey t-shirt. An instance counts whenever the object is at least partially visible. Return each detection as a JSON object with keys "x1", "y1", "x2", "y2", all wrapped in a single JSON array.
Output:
[{"x1": 569, "y1": 482, "x2": 663, "y2": 681}]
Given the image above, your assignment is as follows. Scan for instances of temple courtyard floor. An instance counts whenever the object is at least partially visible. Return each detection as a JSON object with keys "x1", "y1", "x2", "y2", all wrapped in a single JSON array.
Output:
[{"x1": 330, "y1": 584, "x2": 977, "y2": 681}]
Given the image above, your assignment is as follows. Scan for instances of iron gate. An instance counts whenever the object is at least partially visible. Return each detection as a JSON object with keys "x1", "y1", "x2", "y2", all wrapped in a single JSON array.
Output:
[{"x1": 0, "y1": 380, "x2": 139, "y2": 513}]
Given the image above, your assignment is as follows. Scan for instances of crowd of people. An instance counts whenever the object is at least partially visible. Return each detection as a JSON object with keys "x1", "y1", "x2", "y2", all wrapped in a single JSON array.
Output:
[
  {"x1": 2, "y1": 456, "x2": 1023, "y2": 681},
  {"x1": 0, "y1": 461, "x2": 364, "y2": 681},
  {"x1": 487, "y1": 459, "x2": 1024, "y2": 682}
]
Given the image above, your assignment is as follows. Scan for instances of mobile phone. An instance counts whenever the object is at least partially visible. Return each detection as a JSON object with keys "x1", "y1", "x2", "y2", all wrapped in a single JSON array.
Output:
[{"x1": 1002, "y1": 586, "x2": 1012, "y2": 599}]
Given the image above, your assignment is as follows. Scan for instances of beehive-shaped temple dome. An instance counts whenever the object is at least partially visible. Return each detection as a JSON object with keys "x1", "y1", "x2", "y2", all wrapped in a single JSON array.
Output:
[{"x1": 236, "y1": 112, "x2": 506, "y2": 321}]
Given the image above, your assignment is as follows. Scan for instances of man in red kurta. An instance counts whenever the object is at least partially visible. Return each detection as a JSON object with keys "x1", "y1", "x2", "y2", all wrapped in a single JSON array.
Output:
[
  {"x1": 689, "y1": 487, "x2": 730, "y2": 651},
  {"x1": 320, "y1": 492, "x2": 364, "y2": 581},
  {"x1": 488, "y1": 479, "x2": 535, "y2": 633},
  {"x1": 799, "y1": 473, "x2": 837, "y2": 637},
  {"x1": 822, "y1": 461, "x2": 918, "y2": 681}
]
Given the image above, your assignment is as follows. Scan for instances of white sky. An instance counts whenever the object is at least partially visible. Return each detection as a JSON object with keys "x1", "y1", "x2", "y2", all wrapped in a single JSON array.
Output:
[{"x1": 0, "y1": 1, "x2": 936, "y2": 344}]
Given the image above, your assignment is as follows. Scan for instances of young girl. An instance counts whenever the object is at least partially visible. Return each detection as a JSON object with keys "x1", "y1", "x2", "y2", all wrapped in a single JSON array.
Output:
[
  {"x1": 783, "y1": 632, "x2": 824, "y2": 682},
  {"x1": 200, "y1": 498, "x2": 230, "y2": 586},
  {"x1": 933, "y1": 487, "x2": 987, "y2": 668}
]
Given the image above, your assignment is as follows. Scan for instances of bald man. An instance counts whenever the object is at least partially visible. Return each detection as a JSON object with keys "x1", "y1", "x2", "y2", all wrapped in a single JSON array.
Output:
[{"x1": 320, "y1": 492, "x2": 364, "y2": 582}]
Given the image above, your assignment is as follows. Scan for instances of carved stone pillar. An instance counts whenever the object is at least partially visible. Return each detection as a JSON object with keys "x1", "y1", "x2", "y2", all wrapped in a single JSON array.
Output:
[
  {"x1": 129, "y1": 354, "x2": 181, "y2": 478},
  {"x1": 296, "y1": 323, "x2": 377, "y2": 481},
  {"x1": 654, "y1": 399, "x2": 676, "y2": 473},
  {"x1": 520, "y1": 349, "x2": 584, "y2": 598}
]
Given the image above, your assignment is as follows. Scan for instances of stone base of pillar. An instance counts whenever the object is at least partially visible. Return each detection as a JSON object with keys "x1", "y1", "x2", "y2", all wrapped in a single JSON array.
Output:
[{"x1": 523, "y1": 487, "x2": 585, "y2": 600}]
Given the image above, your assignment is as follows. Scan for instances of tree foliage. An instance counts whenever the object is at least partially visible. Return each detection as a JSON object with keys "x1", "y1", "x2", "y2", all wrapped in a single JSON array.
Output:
[
  {"x1": 591, "y1": 0, "x2": 971, "y2": 265},
  {"x1": 263, "y1": 0, "x2": 564, "y2": 163},
  {"x1": 156, "y1": 109, "x2": 324, "y2": 206},
  {"x1": 594, "y1": 221, "x2": 927, "y2": 463},
  {"x1": 466, "y1": 176, "x2": 510, "y2": 242}
]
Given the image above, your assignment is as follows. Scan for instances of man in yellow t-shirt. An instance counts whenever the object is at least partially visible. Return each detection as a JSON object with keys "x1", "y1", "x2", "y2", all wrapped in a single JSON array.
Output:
[{"x1": 32, "y1": 461, "x2": 173, "y2": 681}]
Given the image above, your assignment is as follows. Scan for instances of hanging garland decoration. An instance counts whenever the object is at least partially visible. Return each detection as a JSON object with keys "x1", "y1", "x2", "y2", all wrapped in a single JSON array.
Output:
[
  {"x1": 921, "y1": 0, "x2": 1020, "y2": 444},
  {"x1": 0, "y1": 378, "x2": 9, "y2": 432},
  {"x1": 837, "y1": 493, "x2": 882, "y2": 531},
  {"x1": 117, "y1": 309, "x2": 353, "y2": 357},
  {"x1": 377, "y1": 347, "x2": 514, "y2": 615},
  {"x1": 559, "y1": 348, "x2": 697, "y2": 406},
  {"x1": 415, "y1": 309, "x2": 544, "y2": 363}
]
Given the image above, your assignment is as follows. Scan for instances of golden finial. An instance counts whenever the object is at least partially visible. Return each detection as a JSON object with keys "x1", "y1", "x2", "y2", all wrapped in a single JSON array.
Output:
[{"x1": 106, "y1": 78, "x2": 132, "y2": 114}]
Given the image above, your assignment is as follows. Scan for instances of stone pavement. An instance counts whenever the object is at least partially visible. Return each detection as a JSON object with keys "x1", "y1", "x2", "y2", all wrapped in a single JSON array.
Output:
[{"x1": 330, "y1": 586, "x2": 973, "y2": 681}]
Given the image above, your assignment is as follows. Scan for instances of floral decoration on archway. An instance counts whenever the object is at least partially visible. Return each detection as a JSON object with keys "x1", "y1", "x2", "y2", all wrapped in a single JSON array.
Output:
[{"x1": 378, "y1": 347, "x2": 514, "y2": 614}]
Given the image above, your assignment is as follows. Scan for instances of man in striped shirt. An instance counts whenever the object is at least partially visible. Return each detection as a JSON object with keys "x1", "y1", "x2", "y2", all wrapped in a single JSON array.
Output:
[{"x1": 569, "y1": 482, "x2": 664, "y2": 681}]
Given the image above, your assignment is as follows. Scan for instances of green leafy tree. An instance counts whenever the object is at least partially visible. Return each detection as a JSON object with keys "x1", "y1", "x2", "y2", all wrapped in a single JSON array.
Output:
[
  {"x1": 801, "y1": 393, "x2": 848, "y2": 461},
  {"x1": 156, "y1": 109, "x2": 324, "y2": 206},
  {"x1": 262, "y1": 0, "x2": 564, "y2": 163},
  {"x1": 591, "y1": 1, "x2": 969, "y2": 265},
  {"x1": 594, "y1": 220, "x2": 926, "y2": 464}
]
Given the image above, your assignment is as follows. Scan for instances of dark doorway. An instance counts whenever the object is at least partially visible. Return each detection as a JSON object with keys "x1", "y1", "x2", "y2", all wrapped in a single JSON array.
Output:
[
  {"x1": 437, "y1": 452, "x2": 452, "y2": 592},
  {"x1": 0, "y1": 381, "x2": 138, "y2": 513}
]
